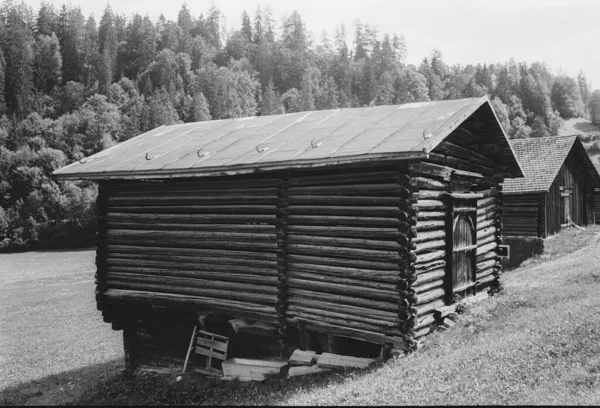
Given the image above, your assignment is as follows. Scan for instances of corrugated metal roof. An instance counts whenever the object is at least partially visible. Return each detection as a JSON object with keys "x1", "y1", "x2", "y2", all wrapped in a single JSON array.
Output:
[
  {"x1": 503, "y1": 135, "x2": 600, "y2": 194},
  {"x1": 53, "y1": 96, "x2": 519, "y2": 180}
]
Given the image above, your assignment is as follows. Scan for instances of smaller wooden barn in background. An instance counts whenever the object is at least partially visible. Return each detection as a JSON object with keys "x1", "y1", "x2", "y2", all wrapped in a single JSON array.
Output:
[{"x1": 502, "y1": 135, "x2": 600, "y2": 267}]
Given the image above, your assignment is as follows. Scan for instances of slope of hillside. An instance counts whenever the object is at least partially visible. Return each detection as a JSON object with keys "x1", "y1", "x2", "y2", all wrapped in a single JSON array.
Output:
[{"x1": 560, "y1": 118, "x2": 600, "y2": 169}]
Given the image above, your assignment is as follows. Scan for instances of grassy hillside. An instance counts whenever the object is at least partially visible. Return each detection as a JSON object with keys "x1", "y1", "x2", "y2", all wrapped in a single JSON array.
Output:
[
  {"x1": 561, "y1": 117, "x2": 600, "y2": 169},
  {"x1": 2, "y1": 226, "x2": 600, "y2": 405}
]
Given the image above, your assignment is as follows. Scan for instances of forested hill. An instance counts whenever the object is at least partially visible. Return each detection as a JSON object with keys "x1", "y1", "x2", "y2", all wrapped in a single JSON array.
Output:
[{"x1": 1, "y1": 1, "x2": 599, "y2": 251}]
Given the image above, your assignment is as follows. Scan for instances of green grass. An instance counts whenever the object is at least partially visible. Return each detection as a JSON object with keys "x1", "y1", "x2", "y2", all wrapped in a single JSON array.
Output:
[
  {"x1": 3, "y1": 227, "x2": 600, "y2": 405},
  {"x1": 0, "y1": 250, "x2": 123, "y2": 405}
]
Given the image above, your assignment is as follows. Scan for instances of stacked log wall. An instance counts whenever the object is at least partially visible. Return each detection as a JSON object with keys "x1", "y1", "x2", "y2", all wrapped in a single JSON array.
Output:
[
  {"x1": 411, "y1": 126, "x2": 505, "y2": 338},
  {"x1": 284, "y1": 164, "x2": 414, "y2": 350},
  {"x1": 502, "y1": 194, "x2": 543, "y2": 237},
  {"x1": 98, "y1": 176, "x2": 282, "y2": 329}
]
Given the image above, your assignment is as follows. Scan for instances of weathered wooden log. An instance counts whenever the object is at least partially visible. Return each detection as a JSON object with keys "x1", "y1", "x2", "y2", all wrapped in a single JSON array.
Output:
[
  {"x1": 476, "y1": 266, "x2": 496, "y2": 280},
  {"x1": 476, "y1": 242, "x2": 498, "y2": 256},
  {"x1": 477, "y1": 211, "x2": 498, "y2": 225},
  {"x1": 106, "y1": 229, "x2": 277, "y2": 241},
  {"x1": 416, "y1": 211, "x2": 446, "y2": 220},
  {"x1": 287, "y1": 243, "x2": 401, "y2": 262},
  {"x1": 107, "y1": 263, "x2": 277, "y2": 278},
  {"x1": 108, "y1": 176, "x2": 280, "y2": 190},
  {"x1": 105, "y1": 267, "x2": 278, "y2": 286},
  {"x1": 414, "y1": 189, "x2": 447, "y2": 200},
  {"x1": 411, "y1": 177, "x2": 447, "y2": 190},
  {"x1": 105, "y1": 281, "x2": 277, "y2": 305},
  {"x1": 286, "y1": 225, "x2": 402, "y2": 240},
  {"x1": 288, "y1": 270, "x2": 397, "y2": 292},
  {"x1": 107, "y1": 245, "x2": 277, "y2": 260},
  {"x1": 476, "y1": 250, "x2": 500, "y2": 264},
  {"x1": 414, "y1": 288, "x2": 445, "y2": 305},
  {"x1": 109, "y1": 237, "x2": 277, "y2": 252},
  {"x1": 414, "y1": 312, "x2": 437, "y2": 330},
  {"x1": 107, "y1": 212, "x2": 277, "y2": 224},
  {"x1": 415, "y1": 259, "x2": 446, "y2": 274},
  {"x1": 414, "y1": 267, "x2": 445, "y2": 285},
  {"x1": 410, "y1": 162, "x2": 453, "y2": 181},
  {"x1": 477, "y1": 203, "x2": 499, "y2": 216},
  {"x1": 436, "y1": 140, "x2": 497, "y2": 167},
  {"x1": 289, "y1": 183, "x2": 410, "y2": 196},
  {"x1": 416, "y1": 200, "x2": 446, "y2": 210},
  {"x1": 294, "y1": 319, "x2": 406, "y2": 348},
  {"x1": 103, "y1": 289, "x2": 279, "y2": 322},
  {"x1": 287, "y1": 262, "x2": 398, "y2": 283},
  {"x1": 289, "y1": 169, "x2": 406, "y2": 186},
  {"x1": 287, "y1": 234, "x2": 401, "y2": 251},
  {"x1": 107, "y1": 186, "x2": 280, "y2": 197},
  {"x1": 287, "y1": 278, "x2": 398, "y2": 301},
  {"x1": 414, "y1": 239, "x2": 446, "y2": 254},
  {"x1": 477, "y1": 197, "x2": 498, "y2": 209},
  {"x1": 477, "y1": 218, "x2": 497, "y2": 232},
  {"x1": 413, "y1": 279, "x2": 444, "y2": 295},
  {"x1": 413, "y1": 325, "x2": 434, "y2": 339},
  {"x1": 107, "y1": 195, "x2": 279, "y2": 206},
  {"x1": 107, "y1": 204, "x2": 277, "y2": 215},
  {"x1": 288, "y1": 253, "x2": 398, "y2": 270},
  {"x1": 106, "y1": 221, "x2": 275, "y2": 233},
  {"x1": 477, "y1": 274, "x2": 496, "y2": 286},
  {"x1": 412, "y1": 229, "x2": 445, "y2": 244},
  {"x1": 477, "y1": 226, "x2": 497, "y2": 241},
  {"x1": 287, "y1": 195, "x2": 407, "y2": 207},
  {"x1": 288, "y1": 215, "x2": 403, "y2": 228},
  {"x1": 415, "y1": 250, "x2": 446, "y2": 265},
  {"x1": 106, "y1": 254, "x2": 278, "y2": 270},
  {"x1": 426, "y1": 152, "x2": 493, "y2": 176},
  {"x1": 477, "y1": 234, "x2": 496, "y2": 247},
  {"x1": 288, "y1": 205, "x2": 407, "y2": 218},
  {"x1": 477, "y1": 259, "x2": 499, "y2": 273},
  {"x1": 416, "y1": 219, "x2": 446, "y2": 232},
  {"x1": 288, "y1": 288, "x2": 398, "y2": 311},
  {"x1": 289, "y1": 297, "x2": 399, "y2": 320},
  {"x1": 287, "y1": 306, "x2": 398, "y2": 328},
  {"x1": 105, "y1": 273, "x2": 277, "y2": 295},
  {"x1": 414, "y1": 298, "x2": 446, "y2": 316}
]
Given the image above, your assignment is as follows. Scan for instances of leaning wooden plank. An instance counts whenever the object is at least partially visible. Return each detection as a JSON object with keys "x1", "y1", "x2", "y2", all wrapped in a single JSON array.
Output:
[
  {"x1": 316, "y1": 353, "x2": 376, "y2": 370},
  {"x1": 221, "y1": 358, "x2": 289, "y2": 381},
  {"x1": 289, "y1": 350, "x2": 319, "y2": 366},
  {"x1": 288, "y1": 365, "x2": 331, "y2": 378}
]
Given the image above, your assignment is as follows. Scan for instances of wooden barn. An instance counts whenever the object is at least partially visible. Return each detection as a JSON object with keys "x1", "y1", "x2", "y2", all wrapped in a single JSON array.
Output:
[
  {"x1": 502, "y1": 135, "x2": 600, "y2": 267},
  {"x1": 54, "y1": 96, "x2": 523, "y2": 373}
]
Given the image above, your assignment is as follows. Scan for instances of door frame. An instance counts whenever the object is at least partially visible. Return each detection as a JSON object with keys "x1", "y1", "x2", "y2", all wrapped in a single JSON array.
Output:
[{"x1": 445, "y1": 195, "x2": 478, "y2": 304}]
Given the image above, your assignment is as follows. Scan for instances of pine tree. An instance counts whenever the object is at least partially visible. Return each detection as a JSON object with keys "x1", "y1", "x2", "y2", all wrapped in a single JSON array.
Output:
[
  {"x1": 240, "y1": 11, "x2": 252, "y2": 42},
  {"x1": 259, "y1": 79, "x2": 284, "y2": 115}
]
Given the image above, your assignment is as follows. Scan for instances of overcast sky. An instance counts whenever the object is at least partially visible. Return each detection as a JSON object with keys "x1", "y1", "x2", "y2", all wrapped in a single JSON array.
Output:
[{"x1": 27, "y1": 0, "x2": 600, "y2": 89}]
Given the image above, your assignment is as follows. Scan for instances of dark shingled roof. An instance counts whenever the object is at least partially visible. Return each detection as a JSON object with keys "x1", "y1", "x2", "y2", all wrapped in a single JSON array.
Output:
[
  {"x1": 53, "y1": 96, "x2": 523, "y2": 180},
  {"x1": 503, "y1": 135, "x2": 600, "y2": 194}
]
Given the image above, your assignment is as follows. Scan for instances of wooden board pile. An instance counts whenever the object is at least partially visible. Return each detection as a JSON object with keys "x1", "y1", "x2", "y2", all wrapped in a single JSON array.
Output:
[{"x1": 287, "y1": 349, "x2": 375, "y2": 378}]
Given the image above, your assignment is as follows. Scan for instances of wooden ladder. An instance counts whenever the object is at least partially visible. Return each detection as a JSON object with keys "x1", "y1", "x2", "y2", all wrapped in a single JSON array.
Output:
[{"x1": 182, "y1": 326, "x2": 229, "y2": 375}]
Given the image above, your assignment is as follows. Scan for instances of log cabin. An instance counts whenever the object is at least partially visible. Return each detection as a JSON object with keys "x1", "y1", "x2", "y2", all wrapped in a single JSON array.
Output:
[
  {"x1": 53, "y1": 96, "x2": 523, "y2": 372},
  {"x1": 502, "y1": 135, "x2": 600, "y2": 267}
]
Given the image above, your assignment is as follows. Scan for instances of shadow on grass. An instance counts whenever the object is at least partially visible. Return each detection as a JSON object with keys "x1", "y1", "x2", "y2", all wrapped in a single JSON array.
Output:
[
  {"x1": 73, "y1": 364, "x2": 379, "y2": 406},
  {"x1": 1, "y1": 357, "x2": 382, "y2": 406},
  {"x1": 0, "y1": 359, "x2": 124, "y2": 406}
]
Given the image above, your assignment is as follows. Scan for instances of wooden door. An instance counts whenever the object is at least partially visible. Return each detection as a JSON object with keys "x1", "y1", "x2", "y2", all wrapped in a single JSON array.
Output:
[
  {"x1": 447, "y1": 197, "x2": 477, "y2": 303},
  {"x1": 561, "y1": 188, "x2": 571, "y2": 226}
]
